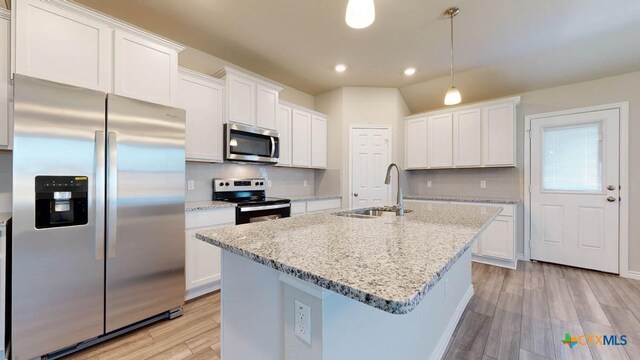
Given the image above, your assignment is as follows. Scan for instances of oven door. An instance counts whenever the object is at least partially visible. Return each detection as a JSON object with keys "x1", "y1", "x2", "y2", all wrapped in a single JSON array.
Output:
[
  {"x1": 236, "y1": 203, "x2": 291, "y2": 225},
  {"x1": 226, "y1": 123, "x2": 279, "y2": 164}
]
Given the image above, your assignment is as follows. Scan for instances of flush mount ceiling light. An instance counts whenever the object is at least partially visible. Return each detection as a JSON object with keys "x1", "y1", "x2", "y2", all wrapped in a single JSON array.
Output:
[
  {"x1": 335, "y1": 64, "x2": 347, "y2": 73},
  {"x1": 345, "y1": 0, "x2": 375, "y2": 29},
  {"x1": 404, "y1": 67, "x2": 416, "y2": 76},
  {"x1": 444, "y1": 7, "x2": 462, "y2": 106}
]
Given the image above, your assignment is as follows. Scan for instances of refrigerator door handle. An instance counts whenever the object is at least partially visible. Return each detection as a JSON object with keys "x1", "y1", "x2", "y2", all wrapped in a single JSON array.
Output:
[
  {"x1": 95, "y1": 130, "x2": 106, "y2": 261},
  {"x1": 107, "y1": 131, "x2": 118, "y2": 258}
]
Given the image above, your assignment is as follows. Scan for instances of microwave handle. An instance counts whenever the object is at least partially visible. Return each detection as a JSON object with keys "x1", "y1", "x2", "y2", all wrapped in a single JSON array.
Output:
[{"x1": 270, "y1": 137, "x2": 275, "y2": 157}]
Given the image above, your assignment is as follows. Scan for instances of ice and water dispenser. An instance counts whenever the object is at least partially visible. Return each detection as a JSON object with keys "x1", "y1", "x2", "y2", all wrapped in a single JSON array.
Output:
[{"x1": 35, "y1": 176, "x2": 89, "y2": 228}]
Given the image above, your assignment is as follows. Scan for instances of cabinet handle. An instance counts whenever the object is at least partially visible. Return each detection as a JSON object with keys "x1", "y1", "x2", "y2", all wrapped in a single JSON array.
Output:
[{"x1": 353, "y1": 193, "x2": 359, "y2": 197}]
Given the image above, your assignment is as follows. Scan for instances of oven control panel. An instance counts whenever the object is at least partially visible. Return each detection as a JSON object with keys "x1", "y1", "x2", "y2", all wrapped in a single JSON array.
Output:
[{"x1": 213, "y1": 178, "x2": 267, "y2": 192}]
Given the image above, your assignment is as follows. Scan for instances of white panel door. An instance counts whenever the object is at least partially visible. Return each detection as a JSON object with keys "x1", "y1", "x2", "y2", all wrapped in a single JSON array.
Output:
[
  {"x1": 453, "y1": 108, "x2": 482, "y2": 167},
  {"x1": 0, "y1": 14, "x2": 9, "y2": 147},
  {"x1": 15, "y1": 0, "x2": 113, "y2": 92},
  {"x1": 275, "y1": 105, "x2": 292, "y2": 167},
  {"x1": 227, "y1": 74, "x2": 255, "y2": 126},
  {"x1": 291, "y1": 110, "x2": 311, "y2": 167},
  {"x1": 256, "y1": 85, "x2": 278, "y2": 130},
  {"x1": 405, "y1": 118, "x2": 428, "y2": 169},
  {"x1": 428, "y1": 113, "x2": 454, "y2": 168},
  {"x1": 482, "y1": 103, "x2": 515, "y2": 166},
  {"x1": 530, "y1": 109, "x2": 620, "y2": 273},
  {"x1": 178, "y1": 70, "x2": 224, "y2": 162},
  {"x1": 185, "y1": 229, "x2": 221, "y2": 290},
  {"x1": 114, "y1": 30, "x2": 178, "y2": 106},
  {"x1": 311, "y1": 115, "x2": 327, "y2": 168},
  {"x1": 350, "y1": 127, "x2": 391, "y2": 208},
  {"x1": 481, "y1": 216, "x2": 514, "y2": 260}
]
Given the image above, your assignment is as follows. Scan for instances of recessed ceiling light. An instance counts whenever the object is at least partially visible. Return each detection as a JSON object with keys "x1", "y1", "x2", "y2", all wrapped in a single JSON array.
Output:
[
  {"x1": 404, "y1": 67, "x2": 416, "y2": 76},
  {"x1": 335, "y1": 64, "x2": 347, "y2": 73}
]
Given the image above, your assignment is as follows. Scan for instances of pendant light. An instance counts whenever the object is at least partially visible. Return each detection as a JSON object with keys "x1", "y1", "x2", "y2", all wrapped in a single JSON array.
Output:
[
  {"x1": 444, "y1": 7, "x2": 461, "y2": 105},
  {"x1": 345, "y1": 0, "x2": 375, "y2": 29}
]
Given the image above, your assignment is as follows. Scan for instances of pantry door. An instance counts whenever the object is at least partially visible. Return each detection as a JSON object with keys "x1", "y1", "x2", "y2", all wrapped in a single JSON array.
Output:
[
  {"x1": 350, "y1": 126, "x2": 391, "y2": 208},
  {"x1": 530, "y1": 109, "x2": 620, "y2": 273}
]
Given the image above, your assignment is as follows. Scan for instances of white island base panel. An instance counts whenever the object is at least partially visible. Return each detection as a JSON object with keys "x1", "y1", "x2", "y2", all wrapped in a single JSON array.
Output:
[{"x1": 220, "y1": 250, "x2": 474, "y2": 360}]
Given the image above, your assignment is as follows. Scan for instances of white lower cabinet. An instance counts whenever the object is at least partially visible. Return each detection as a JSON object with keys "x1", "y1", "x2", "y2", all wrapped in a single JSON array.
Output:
[
  {"x1": 290, "y1": 198, "x2": 341, "y2": 216},
  {"x1": 185, "y1": 207, "x2": 235, "y2": 300}
]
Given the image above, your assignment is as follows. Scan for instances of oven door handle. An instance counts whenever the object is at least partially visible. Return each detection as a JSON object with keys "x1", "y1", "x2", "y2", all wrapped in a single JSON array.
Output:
[
  {"x1": 240, "y1": 203, "x2": 290, "y2": 212},
  {"x1": 270, "y1": 137, "x2": 276, "y2": 158}
]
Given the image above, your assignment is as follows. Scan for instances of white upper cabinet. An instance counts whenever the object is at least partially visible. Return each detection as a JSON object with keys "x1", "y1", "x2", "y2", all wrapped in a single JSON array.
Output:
[
  {"x1": 215, "y1": 67, "x2": 282, "y2": 130},
  {"x1": 453, "y1": 108, "x2": 482, "y2": 167},
  {"x1": 482, "y1": 103, "x2": 516, "y2": 166},
  {"x1": 311, "y1": 115, "x2": 327, "y2": 168},
  {"x1": 178, "y1": 68, "x2": 224, "y2": 163},
  {"x1": 256, "y1": 85, "x2": 278, "y2": 130},
  {"x1": 404, "y1": 97, "x2": 519, "y2": 170},
  {"x1": 291, "y1": 109, "x2": 311, "y2": 167},
  {"x1": 0, "y1": 10, "x2": 9, "y2": 148},
  {"x1": 405, "y1": 117, "x2": 428, "y2": 169},
  {"x1": 113, "y1": 30, "x2": 178, "y2": 107},
  {"x1": 427, "y1": 113, "x2": 453, "y2": 168},
  {"x1": 14, "y1": 0, "x2": 183, "y2": 105},
  {"x1": 15, "y1": 0, "x2": 113, "y2": 92},
  {"x1": 275, "y1": 104, "x2": 292, "y2": 167}
]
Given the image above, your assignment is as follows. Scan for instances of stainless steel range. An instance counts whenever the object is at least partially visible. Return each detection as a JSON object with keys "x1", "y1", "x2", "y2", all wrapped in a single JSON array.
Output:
[{"x1": 212, "y1": 178, "x2": 290, "y2": 224}]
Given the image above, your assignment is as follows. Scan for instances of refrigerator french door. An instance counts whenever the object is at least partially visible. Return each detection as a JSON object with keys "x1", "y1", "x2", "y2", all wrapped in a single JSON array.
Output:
[{"x1": 11, "y1": 75, "x2": 185, "y2": 360}]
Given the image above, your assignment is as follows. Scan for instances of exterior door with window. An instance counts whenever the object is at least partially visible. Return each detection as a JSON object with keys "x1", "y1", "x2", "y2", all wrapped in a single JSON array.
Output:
[{"x1": 530, "y1": 109, "x2": 620, "y2": 273}]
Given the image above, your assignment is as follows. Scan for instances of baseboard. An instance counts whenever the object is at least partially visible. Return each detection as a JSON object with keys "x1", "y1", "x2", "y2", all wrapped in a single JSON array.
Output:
[
  {"x1": 185, "y1": 280, "x2": 220, "y2": 301},
  {"x1": 623, "y1": 271, "x2": 640, "y2": 280},
  {"x1": 472, "y1": 255, "x2": 518, "y2": 269},
  {"x1": 429, "y1": 285, "x2": 474, "y2": 360}
]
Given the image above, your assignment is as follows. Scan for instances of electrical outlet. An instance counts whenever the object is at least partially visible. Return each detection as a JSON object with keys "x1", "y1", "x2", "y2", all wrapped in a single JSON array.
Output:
[
  {"x1": 294, "y1": 300, "x2": 311, "y2": 345},
  {"x1": 187, "y1": 180, "x2": 195, "y2": 191},
  {"x1": 480, "y1": 180, "x2": 487, "y2": 189},
  {"x1": 427, "y1": 180, "x2": 432, "y2": 188},
  {"x1": 267, "y1": 180, "x2": 272, "y2": 188},
  {"x1": 303, "y1": 180, "x2": 308, "y2": 187}
]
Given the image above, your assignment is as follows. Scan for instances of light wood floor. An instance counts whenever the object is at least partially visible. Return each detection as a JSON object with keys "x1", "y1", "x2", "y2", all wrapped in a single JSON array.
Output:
[{"x1": 64, "y1": 262, "x2": 640, "y2": 360}]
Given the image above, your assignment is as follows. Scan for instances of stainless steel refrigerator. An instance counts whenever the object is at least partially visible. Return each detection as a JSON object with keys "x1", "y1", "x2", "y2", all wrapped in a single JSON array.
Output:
[{"x1": 9, "y1": 75, "x2": 186, "y2": 359}]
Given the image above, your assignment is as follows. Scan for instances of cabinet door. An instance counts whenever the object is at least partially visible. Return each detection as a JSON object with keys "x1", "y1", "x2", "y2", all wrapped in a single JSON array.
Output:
[
  {"x1": 178, "y1": 71, "x2": 224, "y2": 162},
  {"x1": 256, "y1": 85, "x2": 278, "y2": 130},
  {"x1": 428, "y1": 113, "x2": 454, "y2": 168},
  {"x1": 227, "y1": 74, "x2": 255, "y2": 126},
  {"x1": 114, "y1": 30, "x2": 178, "y2": 106},
  {"x1": 311, "y1": 115, "x2": 327, "y2": 168},
  {"x1": 15, "y1": 0, "x2": 112, "y2": 92},
  {"x1": 480, "y1": 216, "x2": 514, "y2": 260},
  {"x1": 453, "y1": 108, "x2": 482, "y2": 167},
  {"x1": 0, "y1": 15, "x2": 9, "y2": 147},
  {"x1": 291, "y1": 110, "x2": 311, "y2": 167},
  {"x1": 482, "y1": 103, "x2": 515, "y2": 166},
  {"x1": 185, "y1": 229, "x2": 221, "y2": 291},
  {"x1": 275, "y1": 105, "x2": 292, "y2": 167},
  {"x1": 405, "y1": 118, "x2": 428, "y2": 169}
]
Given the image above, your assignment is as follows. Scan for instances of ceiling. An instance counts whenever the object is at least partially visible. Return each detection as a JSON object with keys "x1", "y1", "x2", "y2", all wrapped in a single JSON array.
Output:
[{"x1": 65, "y1": 1, "x2": 640, "y2": 100}]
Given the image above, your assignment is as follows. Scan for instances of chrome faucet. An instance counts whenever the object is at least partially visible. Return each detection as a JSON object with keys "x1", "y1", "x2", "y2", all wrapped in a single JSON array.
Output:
[{"x1": 384, "y1": 163, "x2": 404, "y2": 216}]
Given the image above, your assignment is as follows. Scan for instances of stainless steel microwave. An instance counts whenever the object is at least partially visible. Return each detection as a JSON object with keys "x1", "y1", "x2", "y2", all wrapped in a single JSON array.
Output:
[{"x1": 225, "y1": 123, "x2": 280, "y2": 164}]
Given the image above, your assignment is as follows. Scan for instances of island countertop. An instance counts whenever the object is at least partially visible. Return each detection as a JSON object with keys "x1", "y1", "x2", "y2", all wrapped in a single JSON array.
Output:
[{"x1": 196, "y1": 202, "x2": 501, "y2": 314}]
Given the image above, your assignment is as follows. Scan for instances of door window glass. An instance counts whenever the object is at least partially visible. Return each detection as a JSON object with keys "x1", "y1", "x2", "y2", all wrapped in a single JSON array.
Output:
[{"x1": 542, "y1": 122, "x2": 602, "y2": 191}]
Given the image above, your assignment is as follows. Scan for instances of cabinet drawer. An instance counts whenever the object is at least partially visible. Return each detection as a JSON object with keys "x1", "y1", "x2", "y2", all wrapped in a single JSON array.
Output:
[
  {"x1": 306, "y1": 198, "x2": 341, "y2": 213},
  {"x1": 186, "y1": 208, "x2": 236, "y2": 229},
  {"x1": 291, "y1": 201, "x2": 306, "y2": 216}
]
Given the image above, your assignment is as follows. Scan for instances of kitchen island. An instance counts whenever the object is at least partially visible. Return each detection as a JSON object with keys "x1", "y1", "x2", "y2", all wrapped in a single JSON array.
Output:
[{"x1": 197, "y1": 202, "x2": 501, "y2": 360}]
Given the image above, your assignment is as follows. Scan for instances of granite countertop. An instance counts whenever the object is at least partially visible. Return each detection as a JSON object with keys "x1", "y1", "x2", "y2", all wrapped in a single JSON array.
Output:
[
  {"x1": 404, "y1": 195, "x2": 519, "y2": 204},
  {"x1": 281, "y1": 195, "x2": 342, "y2": 202},
  {"x1": 185, "y1": 201, "x2": 236, "y2": 212},
  {"x1": 197, "y1": 202, "x2": 501, "y2": 314},
  {"x1": 0, "y1": 212, "x2": 11, "y2": 225}
]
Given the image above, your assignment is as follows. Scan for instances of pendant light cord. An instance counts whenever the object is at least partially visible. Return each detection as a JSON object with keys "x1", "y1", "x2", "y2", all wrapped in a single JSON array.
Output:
[{"x1": 450, "y1": 12, "x2": 455, "y2": 87}]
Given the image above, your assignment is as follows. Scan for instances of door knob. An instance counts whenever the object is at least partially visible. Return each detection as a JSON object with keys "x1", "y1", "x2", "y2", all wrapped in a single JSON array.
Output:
[
  {"x1": 607, "y1": 185, "x2": 616, "y2": 191},
  {"x1": 353, "y1": 193, "x2": 359, "y2": 197},
  {"x1": 607, "y1": 196, "x2": 616, "y2": 202}
]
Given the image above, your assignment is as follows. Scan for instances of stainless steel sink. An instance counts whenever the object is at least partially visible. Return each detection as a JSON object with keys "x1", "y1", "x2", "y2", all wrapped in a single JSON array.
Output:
[{"x1": 334, "y1": 206, "x2": 413, "y2": 219}]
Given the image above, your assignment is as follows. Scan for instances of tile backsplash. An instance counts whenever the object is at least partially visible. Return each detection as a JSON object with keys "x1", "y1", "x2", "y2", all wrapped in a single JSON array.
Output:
[
  {"x1": 186, "y1": 162, "x2": 317, "y2": 202},
  {"x1": 405, "y1": 167, "x2": 521, "y2": 200}
]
